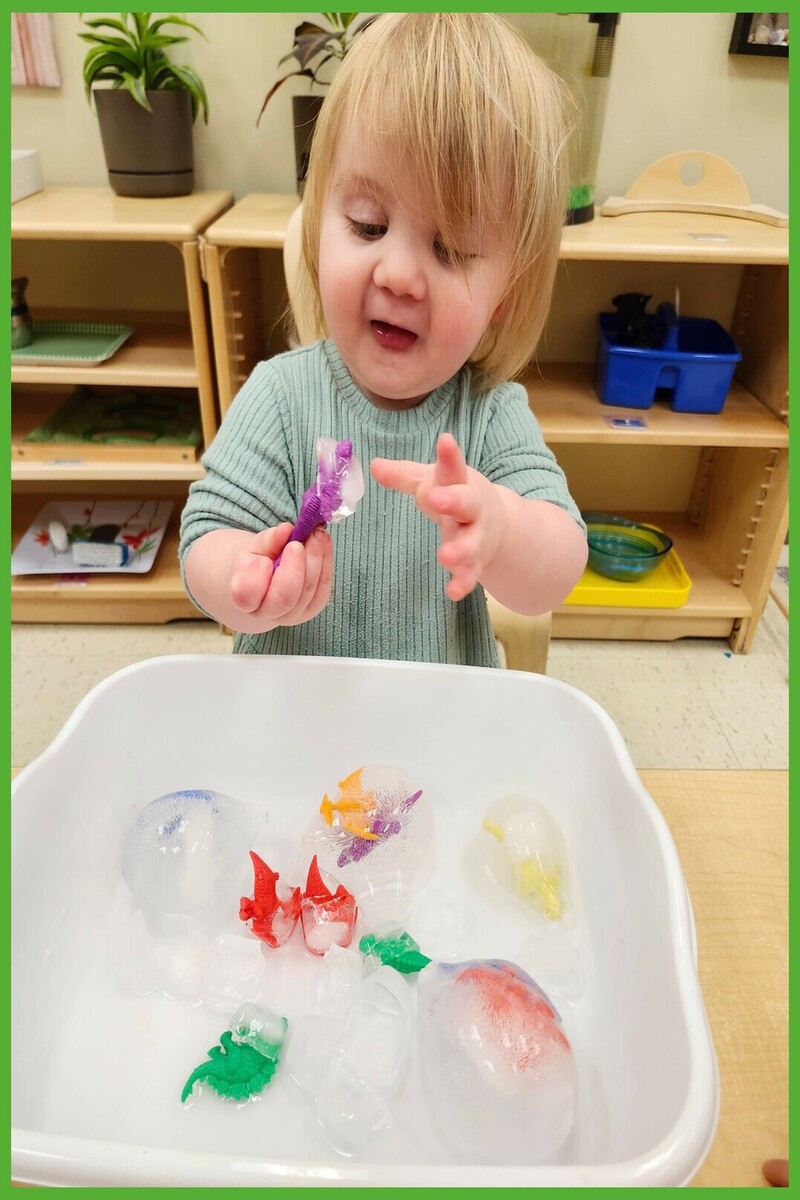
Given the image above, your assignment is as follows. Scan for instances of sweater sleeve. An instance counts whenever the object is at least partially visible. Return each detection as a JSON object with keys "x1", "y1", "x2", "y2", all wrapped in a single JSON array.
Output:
[
  {"x1": 478, "y1": 382, "x2": 585, "y2": 533},
  {"x1": 178, "y1": 362, "x2": 298, "y2": 607}
]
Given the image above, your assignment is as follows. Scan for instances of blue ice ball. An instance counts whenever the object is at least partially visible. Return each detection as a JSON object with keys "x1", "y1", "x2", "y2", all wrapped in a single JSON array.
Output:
[{"x1": 121, "y1": 789, "x2": 253, "y2": 915}]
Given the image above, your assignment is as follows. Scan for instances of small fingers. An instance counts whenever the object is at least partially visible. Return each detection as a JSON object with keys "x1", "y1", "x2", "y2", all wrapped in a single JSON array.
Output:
[
  {"x1": 426, "y1": 482, "x2": 480, "y2": 524},
  {"x1": 302, "y1": 529, "x2": 334, "y2": 621},
  {"x1": 261, "y1": 540, "x2": 307, "y2": 617},
  {"x1": 445, "y1": 568, "x2": 480, "y2": 602},
  {"x1": 230, "y1": 555, "x2": 273, "y2": 613},
  {"x1": 371, "y1": 457, "x2": 428, "y2": 495},
  {"x1": 434, "y1": 433, "x2": 468, "y2": 488}
]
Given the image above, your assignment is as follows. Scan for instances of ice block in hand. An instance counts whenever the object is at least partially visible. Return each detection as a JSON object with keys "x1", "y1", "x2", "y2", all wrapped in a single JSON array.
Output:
[{"x1": 277, "y1": 438, "x2": 364, "y2": 564}]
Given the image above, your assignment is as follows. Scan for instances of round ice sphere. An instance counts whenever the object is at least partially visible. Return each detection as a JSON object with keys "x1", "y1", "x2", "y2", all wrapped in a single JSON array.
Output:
[
  {"x1": 121, "y1": 789, "x2": 254, "y2": 915},
  {"x1": 417, "y1": 959, "x2": 576, "y2": 1164}
]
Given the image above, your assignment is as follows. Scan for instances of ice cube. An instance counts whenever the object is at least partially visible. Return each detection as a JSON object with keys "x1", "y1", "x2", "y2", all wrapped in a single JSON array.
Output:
[
  {"x1": 201, "y1": 933, "x2": 267, "y2": 1013},
  {"x1": 318, "y1": 944, "x2": 364, "y2": 1014}
]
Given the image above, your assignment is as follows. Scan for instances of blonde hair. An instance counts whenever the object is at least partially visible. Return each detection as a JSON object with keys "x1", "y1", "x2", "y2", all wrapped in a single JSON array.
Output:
[{"x1": 297, "y1": 12, "x2": 572, "y2": 388}]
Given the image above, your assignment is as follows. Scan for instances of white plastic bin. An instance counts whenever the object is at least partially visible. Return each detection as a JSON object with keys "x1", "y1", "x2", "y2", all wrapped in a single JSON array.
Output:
[{"x1": 12, "y1": 655, "x2": 718, "y2": 1187}]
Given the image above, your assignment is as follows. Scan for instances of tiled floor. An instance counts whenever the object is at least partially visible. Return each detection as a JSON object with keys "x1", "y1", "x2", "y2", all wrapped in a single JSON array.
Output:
[{"x1": 11, "y1": 552, "x2": 788, "y2": 772}]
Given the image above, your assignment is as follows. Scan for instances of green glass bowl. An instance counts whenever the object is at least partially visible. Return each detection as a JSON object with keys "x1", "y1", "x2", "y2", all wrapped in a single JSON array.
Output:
[{"x1": 582, "y1": 512, "x2": 673, "y2": 582}]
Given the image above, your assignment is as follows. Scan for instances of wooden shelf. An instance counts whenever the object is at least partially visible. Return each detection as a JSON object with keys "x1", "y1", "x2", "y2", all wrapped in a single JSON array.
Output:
[
  {"x1": 11, "y1": 187, "x2": 234, "y2": 242},
  {"x1": 553, "y1": 512, "x2": 751, "y2": 642},
  {"x1": 10, "y1": 188, "x2": 232, "y2": 625},
  {"x1": 11, "y1": 499, "x2": 200, "y2": 624},
  {"x1": 523, "y1": 364, "x2": 789, "y2": 448},
  {"x1": 200, "y1": 194, "x2": 789, "y2": 652},
  {"x1": 11, "y1": 385, "x2": 202, "y2": 481},
  {"x1": 201, "y1": 196, "x2": 788, "y2": 265},
  {"x1": 560, "y1": 210, "x2": 788, "y2": 265},
  {"x1": 11, "y1": 318, "x2": 198, "y2": 388},
  {"x1": 202, "y1": 193, "x2": 299, "y2": 249}
]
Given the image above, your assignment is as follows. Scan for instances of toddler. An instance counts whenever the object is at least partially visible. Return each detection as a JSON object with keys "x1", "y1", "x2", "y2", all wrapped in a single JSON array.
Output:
[{"x1": 180, "y1": 12, "x2": 587, "y2": 666}]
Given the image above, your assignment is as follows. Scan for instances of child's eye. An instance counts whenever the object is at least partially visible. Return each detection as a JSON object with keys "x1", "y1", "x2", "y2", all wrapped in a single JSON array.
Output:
[
  {"x1": 348, "y1": 219, "x2": 386, "y2": 241},
  {"x1": 434, "y1": 240, "x2": 477, "y2": 268}
]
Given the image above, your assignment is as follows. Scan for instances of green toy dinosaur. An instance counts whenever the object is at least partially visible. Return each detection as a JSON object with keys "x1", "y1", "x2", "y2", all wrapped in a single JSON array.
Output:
[
  {"x1": 359, "y1": 929, "x2": 432, "y2": 975},
  {"x1": 181, "y1": 1029, "x2": 280, "y2": 1103}
]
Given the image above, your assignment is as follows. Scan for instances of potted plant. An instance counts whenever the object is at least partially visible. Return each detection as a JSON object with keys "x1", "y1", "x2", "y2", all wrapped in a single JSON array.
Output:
[
  {"x1": 257, "y1": 12, "x2": 377, "y2": 192},
  {"x1": 80, "y1": 12, "x2": 210, "y2": 198}
]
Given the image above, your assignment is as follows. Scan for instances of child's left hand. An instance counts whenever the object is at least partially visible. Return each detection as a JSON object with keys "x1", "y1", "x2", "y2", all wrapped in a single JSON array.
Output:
[{"x1": 371, "y1": 433, "x2": 504, "y2": 601}]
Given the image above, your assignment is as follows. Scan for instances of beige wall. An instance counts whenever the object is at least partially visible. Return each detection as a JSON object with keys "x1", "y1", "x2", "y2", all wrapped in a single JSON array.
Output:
[{"x1": 11, "y1": 12, "x2": 788, "y2": 211}]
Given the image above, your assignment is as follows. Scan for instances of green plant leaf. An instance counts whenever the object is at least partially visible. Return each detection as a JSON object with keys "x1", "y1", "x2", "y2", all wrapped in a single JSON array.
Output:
[
  {"x1": 123, "y1": 72, "x2": 151, "y2": 111},
  {"x1": 83, "y1": 47, "x2": 141, "y2": 99},
  {"x1": 259, "y1": 11, "x2": 375, "y2": 122},
  {"x1": 149, "y1": 16, "x2": 207, "y2": 41},
  {"x1": 256, "y1": 68, "x2": 315, "y2": 126},
  {"x1": 80, "y1": 17, "x2": 132, "y2": 38},
  {"x1": 80, "y1": 11, "x2": 208, "y2": 115},
  {"x1": 165, "y1": 63, "x2": 209, "y2": 123}
]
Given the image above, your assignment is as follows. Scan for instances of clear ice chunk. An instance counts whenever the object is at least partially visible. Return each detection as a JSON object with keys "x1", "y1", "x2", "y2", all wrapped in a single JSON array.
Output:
[
  {"x1": 417, "y1": 959, "x2": 576, "y2": 1164},
  {"x1": 481, "y1": 795, "x2": 567, "y2": 921},
  {"x1": 287, "y1": 966, "x2": 412, "y2": 1154},
  {"x1": 201, "y1": 933, "x2": 267, "y2": 1013},
  {"x1": 121, "y1": 789, "x2": 256, "y2": 915},
  {"x1": 318, "y1": 944, "x2": 365, "y2": 1014},
  {"x1": 229, "y1": 1002, "x2": 287, "y2": 1060},
  {"x1": 303, "y1": 765, "x2": 431, "y2": 928}
]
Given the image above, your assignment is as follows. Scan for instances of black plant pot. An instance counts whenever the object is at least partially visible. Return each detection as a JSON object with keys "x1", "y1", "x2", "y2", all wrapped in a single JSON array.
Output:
[
  {"x1": 292, "y1": 94, "x2": 325, "y2": 195},
  {"x1": 94, "y1": 89, "x2": 195, "y2": 198}
]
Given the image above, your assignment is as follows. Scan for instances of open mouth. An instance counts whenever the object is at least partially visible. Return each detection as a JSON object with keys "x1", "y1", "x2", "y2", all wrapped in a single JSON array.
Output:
[{"x1": 371, "y1": 320, "x2": 417, "y2": 351}]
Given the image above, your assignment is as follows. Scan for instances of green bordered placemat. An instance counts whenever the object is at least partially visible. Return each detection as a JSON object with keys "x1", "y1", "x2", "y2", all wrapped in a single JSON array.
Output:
[
  {"x1": 10, "y1": 320, "x2": 134, "y2": 366},
  {"x1": 23, "y1": 386, "x2": 202, "y2": 448}
]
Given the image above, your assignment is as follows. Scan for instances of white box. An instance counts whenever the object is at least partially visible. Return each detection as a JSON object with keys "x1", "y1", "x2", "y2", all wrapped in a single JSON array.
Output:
[
  {"x1": 11, "y1": 149, "x2": 44, "y2": 203},
  {"x1": 11, "y1": 655, "x2": 718, "y2": 1187}
]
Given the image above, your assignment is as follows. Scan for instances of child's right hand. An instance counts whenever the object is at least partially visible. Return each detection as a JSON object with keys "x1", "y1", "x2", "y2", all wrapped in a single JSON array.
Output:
[{"x1": 229, "y1": 522, "x2": 333, "y2": 628}]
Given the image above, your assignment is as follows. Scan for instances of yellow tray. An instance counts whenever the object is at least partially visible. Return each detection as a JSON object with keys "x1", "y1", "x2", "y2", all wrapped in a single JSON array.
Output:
[{"x1": 564, "y1": 546, "x2": 692, "y2": 608}]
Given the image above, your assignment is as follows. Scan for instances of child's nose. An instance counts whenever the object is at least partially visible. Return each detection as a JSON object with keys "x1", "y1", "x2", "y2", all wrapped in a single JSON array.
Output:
[{"x1": 372, "y1": 236, "x2": 426, "y2": 300}]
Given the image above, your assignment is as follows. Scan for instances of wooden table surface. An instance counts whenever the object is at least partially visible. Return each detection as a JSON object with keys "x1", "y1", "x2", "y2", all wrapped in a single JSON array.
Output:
[
  {"x1": 640, "y1": 769, "x2": 789, "y2": 1188},
  {"x1": 12, "y1": 768, "x2": 788, "y2": 1188}
]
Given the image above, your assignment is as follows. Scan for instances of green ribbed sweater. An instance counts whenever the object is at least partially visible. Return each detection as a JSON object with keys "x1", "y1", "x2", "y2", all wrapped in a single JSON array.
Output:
[{"x1": 179, "y1": 340, "x2": 584, "y2": 666}]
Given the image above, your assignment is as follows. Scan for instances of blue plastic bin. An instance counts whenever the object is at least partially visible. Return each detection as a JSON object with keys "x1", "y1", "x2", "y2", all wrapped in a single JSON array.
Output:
[{"x1": 595, "y1": 303, "x2": 741, "y2": 413}]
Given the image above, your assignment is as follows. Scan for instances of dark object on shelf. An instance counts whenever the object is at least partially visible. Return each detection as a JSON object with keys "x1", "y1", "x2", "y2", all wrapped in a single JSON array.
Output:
[
  {"x1": 11, "y1": 275, "x2": 33, "y2": 349},
  {"x1": 595, "y1": 301, "x2": 742, "y2": 413},
  {"x1": 582, "y1": 512, "x2": 673, "y2": 583},
  {"x1": 729, "y1": 13, "x2": 788, "y2": 58},
  {"x1": 88, "y1": 524, "x2": 121, "y2": 544},
  {"x1": 292, "y1": 94, "x2": 324, "y2": 195},
  {"x1": 562, "y1": 13, "x2": 621, "y2": 224},
  {"x1": 611, "y1": 293, "x2": 654, "y2": 347},
  {"x1": 94, "y1": 89, "x2": 195, "y2": 198}
]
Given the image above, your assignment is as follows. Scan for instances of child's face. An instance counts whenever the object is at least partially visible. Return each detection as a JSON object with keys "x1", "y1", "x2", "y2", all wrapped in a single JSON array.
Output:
[{"x1": 318, "y1": 128, "x2": 508, "y2": 410}]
